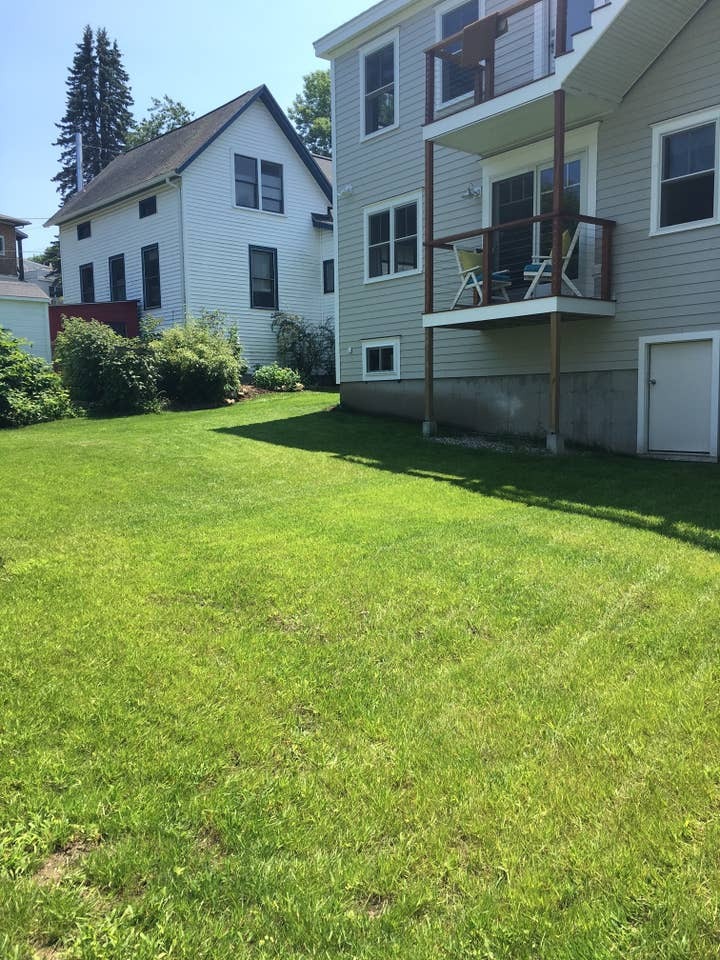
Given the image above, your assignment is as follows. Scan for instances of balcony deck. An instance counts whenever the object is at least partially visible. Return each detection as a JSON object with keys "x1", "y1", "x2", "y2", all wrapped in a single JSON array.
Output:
[{"x1": 423, "y1": 293, "x2": 615, "y2": 330}]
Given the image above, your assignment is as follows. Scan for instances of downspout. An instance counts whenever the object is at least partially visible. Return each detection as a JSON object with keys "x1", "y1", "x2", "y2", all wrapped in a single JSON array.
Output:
[{"x1": 165, "y1": 176, "x2": 186, "y2": 321}]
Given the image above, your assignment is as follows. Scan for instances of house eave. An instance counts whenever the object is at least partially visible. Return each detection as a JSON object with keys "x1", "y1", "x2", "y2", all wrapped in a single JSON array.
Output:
[{"x1": 44, "y1": 176, "x2": 177, "y2": 228}]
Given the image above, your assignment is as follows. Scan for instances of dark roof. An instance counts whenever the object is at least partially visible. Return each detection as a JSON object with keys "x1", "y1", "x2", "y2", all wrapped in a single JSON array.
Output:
[
  {"x1": 46, "y1": 85, "x2": 332, "y2": 227},
  {"x1": 0, "y1": 279, "x2": 49, "y2": 301},
  {"x1": 311, "y1": 211, "x2": 334, "y2": 230},
  {"x1": 312, "y1": 155, "x2": 333, "y2": 183},
  {"x1": 0, "y1": 214, "x2": 30, "y2": 227}
]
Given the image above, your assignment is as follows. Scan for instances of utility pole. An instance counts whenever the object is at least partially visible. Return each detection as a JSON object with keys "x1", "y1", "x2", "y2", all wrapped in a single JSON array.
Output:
[{"x1": 75, "y1": 132, "x2": 84, "y2": 193}]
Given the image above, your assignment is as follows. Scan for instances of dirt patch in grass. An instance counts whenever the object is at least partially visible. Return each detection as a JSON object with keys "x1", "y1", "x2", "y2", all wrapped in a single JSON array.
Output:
[{"x1": 34, "y1": 838, "x2": 100, "y2": 887}]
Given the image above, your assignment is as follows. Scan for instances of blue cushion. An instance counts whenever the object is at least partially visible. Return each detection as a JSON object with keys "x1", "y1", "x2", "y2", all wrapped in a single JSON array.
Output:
[{"x1": 524, "y1": 263, "x2": 552, "y2": 276}]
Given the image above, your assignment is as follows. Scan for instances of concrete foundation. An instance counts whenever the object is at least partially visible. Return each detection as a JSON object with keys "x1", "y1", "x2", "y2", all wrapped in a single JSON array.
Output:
[{"x1": 341, "y1": 370, "x2": 639, "y2": 454}]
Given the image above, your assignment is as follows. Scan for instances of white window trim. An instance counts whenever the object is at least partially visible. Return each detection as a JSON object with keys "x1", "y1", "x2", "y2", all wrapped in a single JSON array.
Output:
[
  {"x1": 362, "y1": 337, "x2": 401, "y2": 382},
  {"x1": 359, "y1": 28, "x2": 400, "y2": 143},
  {"x1": 229, "y1": 150, "x2": 287, "y2": 217},
  {"x1": 650, "y1": 106, "x2": 720, "y2": 237},
  {"x1": 434, "y1": 0, "x2": 484, "y2": 112},
  {"x1": 363, "y1": 189, "x2": 423, "y2": 285},
  {"x1": 637, "y1": 330, "x2": 720, "y2": 458}
]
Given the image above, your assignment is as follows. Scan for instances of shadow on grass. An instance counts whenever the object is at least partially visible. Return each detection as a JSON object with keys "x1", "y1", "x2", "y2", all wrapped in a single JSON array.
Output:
[{"x1": 215, "y1": 408, "x2": 720, "y2": 553}]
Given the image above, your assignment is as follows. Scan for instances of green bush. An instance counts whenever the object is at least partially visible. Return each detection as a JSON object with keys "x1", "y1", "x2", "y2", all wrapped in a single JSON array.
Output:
[
  {"x1": 152, "y1": 313, "x2": 247, "y2": 406},
  {"x1": 271, "y1": 312, "x2": 335, "y2": 384},
  {"x1": 253, "y1": 363, "x2": 303, "y2": 392},
  {"x1": 55, "y1": 318, "x2": 161, "y2": 414},
  {"x1": 0, "y1": 326, "x2": 72, "y2": 428}
]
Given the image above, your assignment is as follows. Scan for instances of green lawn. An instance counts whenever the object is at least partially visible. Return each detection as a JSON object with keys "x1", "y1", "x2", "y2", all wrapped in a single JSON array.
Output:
[{"x1": 2, "y1": 392, "x2": 720, "y2": 959}]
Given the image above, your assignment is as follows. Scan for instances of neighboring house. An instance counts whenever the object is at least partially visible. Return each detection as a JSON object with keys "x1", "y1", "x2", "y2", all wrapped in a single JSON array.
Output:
[
  {"x1": 45, "y1": 86, "x2": 334, "y2": 367},
  {"x1": 22, "y1": 260, "x2": 55, "y2": 297},
  {"x1": 0, "y1": 214, "x2": 51, "y2": 361},
  {"x1": 316, "y1": 0, "x2": 720, "y2": 460}
]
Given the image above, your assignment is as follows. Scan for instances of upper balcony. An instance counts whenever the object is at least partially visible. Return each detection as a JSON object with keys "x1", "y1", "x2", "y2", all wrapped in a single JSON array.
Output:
[{"x1": 424, "y1": 0, "x2": 708, "y2": 157}]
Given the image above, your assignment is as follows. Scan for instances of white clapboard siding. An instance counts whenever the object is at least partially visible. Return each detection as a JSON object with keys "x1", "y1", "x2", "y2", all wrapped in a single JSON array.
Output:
[
  {"x1": 59, "y1": 184, "x2": 184, "y2": 325},
  {"x1": 180, "y1": 100, "x2": 331, "y2": 368}
]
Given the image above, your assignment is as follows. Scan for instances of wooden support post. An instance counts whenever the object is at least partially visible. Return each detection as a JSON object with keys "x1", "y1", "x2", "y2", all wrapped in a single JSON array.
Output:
[
  {"x1": 423, "y1": 327, "x2": 437, "y2": 437},
  {"x1": 551, "y1": 89, "x2": 566, "y2": 297},
  {"x1": 555, "y1": 0, "x2": 568, "y2": 57},
  {"x1": 425, "y1": 52, "x2": 436, "y2": 125},
  {"x1": 547, "y1": 311, "x2": 564, "y2": 454}
]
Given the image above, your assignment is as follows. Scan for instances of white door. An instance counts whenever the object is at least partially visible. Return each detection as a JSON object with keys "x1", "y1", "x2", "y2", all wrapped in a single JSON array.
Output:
[{"x1": 648, "y1": 339, "x2": 714, "y2": 454}]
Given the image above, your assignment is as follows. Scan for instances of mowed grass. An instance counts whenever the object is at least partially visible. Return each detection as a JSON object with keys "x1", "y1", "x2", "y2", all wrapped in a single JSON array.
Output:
[{"x1": 2, "y1": 391, "x2": 720, "y2": 959}]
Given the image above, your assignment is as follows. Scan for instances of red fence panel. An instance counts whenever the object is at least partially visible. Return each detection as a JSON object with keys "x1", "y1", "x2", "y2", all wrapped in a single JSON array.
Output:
[{"x1": 49, "y1": 301, "x2": 141, "y2": 346}]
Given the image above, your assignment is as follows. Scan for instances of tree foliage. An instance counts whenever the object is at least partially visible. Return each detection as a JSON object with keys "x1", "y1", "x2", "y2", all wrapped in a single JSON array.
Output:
[
  {"x1": 53, "y1": 26, "x2": 133, "y2": 201},
  {"x1": 126, "y1": 96, "x2": 194, "y2": 149},
  {"x1": 288, "y1": 70, "x2": 332, "y2": 158}
]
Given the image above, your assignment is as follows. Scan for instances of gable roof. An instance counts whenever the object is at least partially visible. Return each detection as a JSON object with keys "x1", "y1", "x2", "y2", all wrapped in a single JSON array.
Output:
[
  {"x1": 312, "y1": 155, "x2": 333, "y2": 183},
  {"x1": 0, "y1": 279, "x2": 49, "y2": 301},
  {"x1": 45, "y1": 85, "x2": 332, "y2": 227}
]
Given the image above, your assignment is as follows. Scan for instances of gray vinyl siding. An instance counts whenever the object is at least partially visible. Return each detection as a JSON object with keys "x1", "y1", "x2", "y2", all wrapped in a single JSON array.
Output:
[{"x1": 336, "y1": 0, "x2": 720, "y2": 385}]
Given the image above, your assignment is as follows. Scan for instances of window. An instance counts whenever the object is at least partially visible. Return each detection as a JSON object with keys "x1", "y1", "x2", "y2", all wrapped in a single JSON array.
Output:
[
  {"x1": 79, "y1": 263, "x2": 95, "y2": 302},
  {"x1": 651, "y1": 109, "x2": 720, "y2": 234},
  {"x1": 77, "y1": 221, "x2": 91, "y2": 240},
  {"x1": 141, "y1": 244, "x2": 161, "y2": 309},
  {"x1": 139, "y1": 195, "x2": 157, "y2": 218},
  {"x1": 362, "y1": 338, "x2": 400, "y2": 381},
  {"x1": 323, "y1": 259, "x2": 335, "y2": 294},
  {"x1": 438, "y1": 0, "x2": 480, "y2": 104},
  {"x1": 361, "y1": 31, "x2": 398, "y2": 138},
  {"x1": 235, "y1": 155, "x2": 259, "y2": 209},
  {"x1": 365, "y1": 193, "x2": 421, "y2": 282},
  {"x1": 249, "y1": 245, "x2": 278, "y2": 309},
  {"x1": 109, "y1": 254, "x2": 126, "y2": 301},
  {"x1": 261, "y1": 161, "x2": 284, "y2": 213},
  {"x1": 0, "y1": 236, "x2": 5, "y2": 256}
]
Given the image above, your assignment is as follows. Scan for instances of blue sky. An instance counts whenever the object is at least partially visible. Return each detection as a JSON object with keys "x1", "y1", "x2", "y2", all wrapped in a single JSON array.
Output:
[{"x1": 1, "y1": 0, "x2": 366, "y2": 257}]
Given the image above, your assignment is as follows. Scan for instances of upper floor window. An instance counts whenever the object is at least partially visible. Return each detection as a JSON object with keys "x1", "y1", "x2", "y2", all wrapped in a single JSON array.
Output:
[
  {"x1": 361, "y1": 31, "x2": 399, "y2": 139},
  {"x1": 651, "y1": 109, "x2": 720, "y2": 235},
  {"x1": 323, "y1": 258, "x2": 335, "y2": 294},
  {"x1": 141, "y1": 244, "x2": 161, "y2": 309},
  {"x1": 249, "y1": 245, "x2": 278, "y2": 309},
  {"x1": 77, "y1": 221, "x2": 91, "y2": 240},
  {"x1": 79, "y1": 262, "x2": 95, "y2": 302},
  {"x1": 0, "y1": 236, "x2": 5, "y2": 256},
  {"x1": 234, "y1": 155, "x2": 285, "y2": 213},
  {"x1": 109, "y1": 254, "x2": 126, "y2": 301},
  {"x1": 139, "y1": 196, "x2": 157, "y2": 218},
  {"x1": 437, "y1": 0, "x2": 480, "y2": 105},
  {"x1": 364, "y1": 192, "x2": 421, "y2": 282}
]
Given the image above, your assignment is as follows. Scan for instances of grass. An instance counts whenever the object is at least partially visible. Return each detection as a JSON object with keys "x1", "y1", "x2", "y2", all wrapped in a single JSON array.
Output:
[{"x1": 1, "y1": 391, "x2": 720, "y2": 959}]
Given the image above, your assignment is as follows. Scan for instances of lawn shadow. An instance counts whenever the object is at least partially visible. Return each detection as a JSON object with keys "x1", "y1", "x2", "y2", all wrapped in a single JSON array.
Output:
[{"x1": 214, "y1": 408, "x2": 720, "y2": 553}]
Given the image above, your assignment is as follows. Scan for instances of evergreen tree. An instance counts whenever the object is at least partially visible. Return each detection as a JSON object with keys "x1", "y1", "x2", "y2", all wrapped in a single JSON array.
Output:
[
  {"x1": 52, "y1": 26, "x2": 133, "y2": 201},
  {"x1": 288, "y1": 70, "x2": 332, "y2": 158}
]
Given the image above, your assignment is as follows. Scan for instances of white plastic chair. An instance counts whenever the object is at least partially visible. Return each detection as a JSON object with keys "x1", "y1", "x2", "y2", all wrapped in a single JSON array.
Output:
[
  {"x1": 452, "y1": 245, "x2": 512, "y2": 309},
  {"x1": 523, "y1": 224, "x2": 582, "y2": 299}
]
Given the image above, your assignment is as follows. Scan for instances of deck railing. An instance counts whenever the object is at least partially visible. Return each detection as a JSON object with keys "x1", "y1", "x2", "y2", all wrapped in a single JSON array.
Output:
[
  {"x1": 425, "y1": 212, "x2": 615, "y2": 313},
  {"x1": 425, "y1": 0, "x2": 576, "y2": 124}
]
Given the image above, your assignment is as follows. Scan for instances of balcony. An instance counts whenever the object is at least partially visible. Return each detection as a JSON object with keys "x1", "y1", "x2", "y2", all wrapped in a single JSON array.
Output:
[{"x1": 423, "y1": 212, "x2": 615, "y2": 329}]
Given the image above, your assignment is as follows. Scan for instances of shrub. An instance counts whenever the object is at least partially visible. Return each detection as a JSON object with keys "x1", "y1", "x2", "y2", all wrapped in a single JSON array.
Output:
[
  {"x1": 271, "y1": 312, "x2": 335, "y2": 384},
  {"x1": 0, "y1": 326, "x2": 72, "y2": 428},
  {"x1": 253, "y1": 363, "x2": 303, "y2": 392},
  {"x1": 55, "y1": 318, "x2": 161, "y2": 414},
  {"x1": 152, "y1": 313, "x2": 247, "y2": 406}
]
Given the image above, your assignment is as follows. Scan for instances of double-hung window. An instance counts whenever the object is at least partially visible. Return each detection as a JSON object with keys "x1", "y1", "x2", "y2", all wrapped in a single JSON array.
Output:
[
  {"x1": 79, "y1": 263, "x2": 94, "y2": 302},
  {"x1": 362, "y1": 338, "x2": 400, "y2": 381},
  {"x1": 437, "y1": 0, "x2": 480, "y2": 105},
  {"x1": 249, "y1": 245, "x2": 278, "y2": 309},
  {"x1": 365, "y1": 193, "x2": 421, "y2": 282},
  {"x1": 323, "y1": 259, "x2": 335, "y2": 294},
  {"x1": 141, "y1": 244, "x2": 161, "y2": 309},
  {"x1": 651, "y1": 109, "x2": 720, "y2": 234},
  {"x1": 109, "y1": 254, "x2": 126, "y2": 301},
  {"x1": 234, "y1": 155, "x2": 285, "y2": 213},
  {"x1": 361, "y1": 31, "x2": 398, "y2": 138}
]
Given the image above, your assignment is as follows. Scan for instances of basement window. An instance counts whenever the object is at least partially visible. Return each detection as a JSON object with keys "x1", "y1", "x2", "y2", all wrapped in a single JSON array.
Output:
[{"x1": 362, "y1": 338, "x2": 400, "y2": 381}]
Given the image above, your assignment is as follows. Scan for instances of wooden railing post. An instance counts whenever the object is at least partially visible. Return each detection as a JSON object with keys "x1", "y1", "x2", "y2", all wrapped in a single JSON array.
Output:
[
  {"x1": 555, "y1": 0, "x2": 568, "y2": 56},
  {"x1": 551, "y1": 89, "x2": 566, "y2": 297},
  {"x1": 601, "y1": 222, "x2": 613, "y2": 301},
  {"x1": 425, "y1": 51, "x2": 435, "y2": 125},
  {"x1": 482, "y1": 231, "x2": 492, "y2": 307}
]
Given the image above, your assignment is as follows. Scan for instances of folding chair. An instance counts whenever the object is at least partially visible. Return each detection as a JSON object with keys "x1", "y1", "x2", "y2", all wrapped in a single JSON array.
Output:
[
  {"x1": 523, "y1": 224, "x2": 582, "y2": 300},
  {"x1": 452, "y1": 245, "x2": 512, "y2": 309}
]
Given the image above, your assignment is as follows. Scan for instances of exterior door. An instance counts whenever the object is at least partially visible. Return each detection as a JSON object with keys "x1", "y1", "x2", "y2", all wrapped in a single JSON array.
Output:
[{"x1": 648, "y1": 339, "x2": 714, "y2": 454}]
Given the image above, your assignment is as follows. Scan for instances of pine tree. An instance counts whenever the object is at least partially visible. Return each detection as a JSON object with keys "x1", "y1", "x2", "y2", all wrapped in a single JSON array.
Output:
[{"x1": 52, "y1": 26, "x2": 133, "y2": 202}]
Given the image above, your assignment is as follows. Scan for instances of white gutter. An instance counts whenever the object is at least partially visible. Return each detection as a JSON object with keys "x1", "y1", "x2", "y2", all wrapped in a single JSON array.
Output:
[{"x1": 314, "y1": 0, "x2": 425, "y2": 58}]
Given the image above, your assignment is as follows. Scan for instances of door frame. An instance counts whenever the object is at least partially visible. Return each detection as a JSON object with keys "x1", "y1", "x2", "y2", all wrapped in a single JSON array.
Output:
[{"x1": 637, "y1": 331, "x2": 720, "y2": 459}]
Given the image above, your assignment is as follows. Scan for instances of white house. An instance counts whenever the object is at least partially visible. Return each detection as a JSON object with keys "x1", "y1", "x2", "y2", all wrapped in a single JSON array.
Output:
[
  {"x1": 0, "y1": 213, "x2": 51, "y2": 361},
  {"x1": 46, "y1": 86, "x2": 334, "y2": 367}
]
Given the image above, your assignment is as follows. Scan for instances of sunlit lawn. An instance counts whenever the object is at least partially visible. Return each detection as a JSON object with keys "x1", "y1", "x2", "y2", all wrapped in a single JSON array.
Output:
[{"x1": 1, "y1": 391, "x2": 720, "y2": 959}]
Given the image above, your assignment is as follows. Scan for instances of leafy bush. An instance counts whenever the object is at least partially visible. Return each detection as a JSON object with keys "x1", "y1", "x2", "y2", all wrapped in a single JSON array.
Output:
[
  {"x1": 271, "y1": 312, "x2": 335, "y2": 384},
  {"x1": 253, "y1": 363, "x2": 303, "y2": 392},
  {"x1": 0, "y1": 326, "x2": 72, "y2": 428},
  {"x1": 55, "y1": 318, "x2": 161, "y2": 414},
  {"x1": 152, "y1": 313, "x2": 247, "y2": 406}
]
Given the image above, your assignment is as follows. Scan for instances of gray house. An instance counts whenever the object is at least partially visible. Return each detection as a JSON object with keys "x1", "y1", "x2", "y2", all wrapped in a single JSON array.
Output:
[{"x1": 316, "y1": 0, "x2": 720, "y2": 460}]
